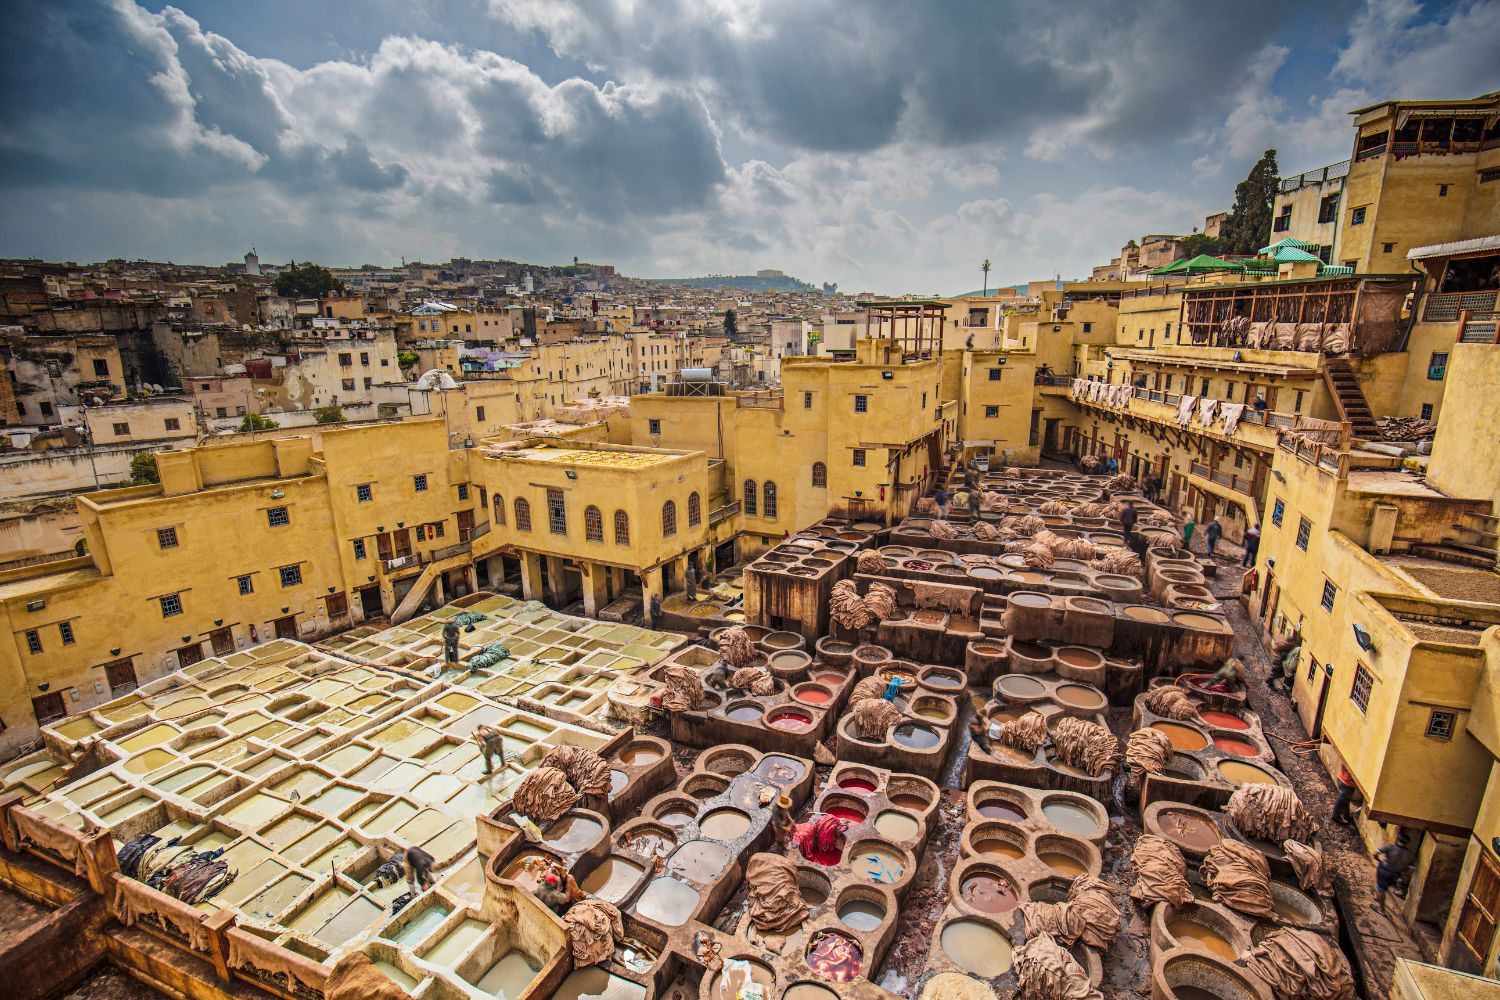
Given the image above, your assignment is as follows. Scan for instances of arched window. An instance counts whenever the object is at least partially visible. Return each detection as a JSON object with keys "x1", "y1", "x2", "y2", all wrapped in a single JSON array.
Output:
[
  {"x1": 811, "y1": 462, "x2": 827, "y2": 488},
  {"x1": 687, "y1": 492, "x2": 701, "y2": 527},
  {"x1": 743, "y1": 479, "x2": 757, "y2": 516},
  {"x1": 763, "y1": 481, "x2": 778, "y2": 519},
  {"x1": 584, "y1": 505, "x2": 604, "y2": 542},
  {"x1": 493, "y1": 493, "x2": 506, "y2": 525},
  {"x1": 662, "y1": 500, "x2": 677, "y2": 537},
  {"x1": 614, "y1": 510, "x2": 630, "y2": 545},
  {"x1": 514, "y1": 497, "x2": 532, "y2": 531}
]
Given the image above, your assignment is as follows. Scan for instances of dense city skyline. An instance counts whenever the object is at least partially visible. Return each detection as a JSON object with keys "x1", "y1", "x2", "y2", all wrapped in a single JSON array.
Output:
[{"x1": 1, "y1": 0, "x2": 1497, "y2": 292}]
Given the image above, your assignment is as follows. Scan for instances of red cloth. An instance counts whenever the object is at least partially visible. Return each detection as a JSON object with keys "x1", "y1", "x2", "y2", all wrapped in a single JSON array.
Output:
[{"x1": 794, "y1": 815, "x2": 849, "y2": 866}]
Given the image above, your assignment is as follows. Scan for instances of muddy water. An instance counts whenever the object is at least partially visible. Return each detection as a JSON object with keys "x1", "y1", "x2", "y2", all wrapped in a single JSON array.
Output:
[
  {"x1": 838, "y1": 898, "x2": 884, "y2": 931},
  {"x1": 995, "y1": 675, "x2": 1045, "y2": 698},
  {"x1": 1042, "y1": 801, "x2": 1098, "y2": 835},
  {"x1": 424, "y1": 917, "x2": 487, "y2": 966},
  {"x1": 1218, "y1": 760, "x2": 1277, "y2": 786},
  {"x1": 470, "y1": 950, "x2": 538, "y2": 999},
  {"x1": 544, "y1": 815, "x2": 604, "y2": 853},
  {"x1": 553, "y1": 968, "x2": 647, "y2": 1000},
  {"x1": 874, "y1": 811, "x2": 920, "y2": 841},
  {"x1": 1213, "y1": 735, "x2": 1260, "y2": 757},
  {"x1": 619, "y1": 746, "x2": 662, "y2": 766},
  {"x1": 726, "y1": 705, "x2": 764, "y2": 722},
  {"x1": 1158, "y1": 810, "x2": 1221, "y2": 851},
  {"x1": 892, "y1": 724, "x2": 940, "y2": 749},
  {"x1": 634, "y1": 877, "x2": 700, "y2": 926},
  {"x1": 699, "y1": 808, "x2": 751, "y2": 840},
  {"x1": 960, "y1": 874, "x2": 1019, "y2": 913},
  {"x1": 975, "y1": 838, "x2": 1025, "y2": 860},
  {"x1": 940, "y1": 919, "x2": 1013, "y2": 976},
  {"x1": 1039, "y1": 852, "x2": 1087, "y2": 877},
  {"x1": 668, "y1": 841, "x2": 732, "y2": 882},
  {"x1": 978, "y1": 801, "x2": 1026, "y2": 821},
  {"x1": 582, "y1": 858, "x2": 644, "y2": 903}
]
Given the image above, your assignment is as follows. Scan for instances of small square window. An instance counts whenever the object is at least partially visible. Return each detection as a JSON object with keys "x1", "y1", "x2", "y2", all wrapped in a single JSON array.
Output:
[
  {"x1": 112, "y1": 422, "x2": 129, "y2": 435},
  {"x1": 157, "y1": 526, "x2": 179, "y2": 549},
  {"x1": 160, "y1": 594, "x2": 183, "y2": 618},
  {"x1": 475, "y1": 405, "x2": 485, "y2": 421},
  {"x1": 984, "y1": 405, "x2": 1000, "y2": 418},
  {"x1": 854, "y1": 395, "x2": 868, "y2": 413},
  {"x1": 1382, "y1": 243, "x2": 1394, "y2": 253},
  {"x1": 1428, "y1": 352, "x2": 1448, "y2": 381},
  {"x1": 164, "y1": 417, "x2": 180, "y2": 431},
  {"x1": 852, "y1": 449, "x2": 866, "y2": 467},
  {"x1": 1350, "y1": 206, "x2": 1367, "y2": 225},
  {"x1": 1271, "y1": 499, "x2": 1285, "y2": 527},
  {"x1": 416, "y1": 524, "x2": 427, "y2": 542},
  {"x1": 353, "y1": 539, "x2": 367, "y2": 560},
  {"x1": 457, "y1": 483, "x2": 469, "y2": 501},
  {"x1": 1350, "y1": 663, "x2": 1373, "y2": 712},
  {"x1": 356, "y1": 483, "x2": 373, "y2": 503},
  {"x1": 1082, "y1": 322, "x2": 1092, "y2": 333},
  {"x1": 237, "y1": 574, "x2": 254, "y2": 595},
  {"x1": 988, "y1": 368, "x2": 1002, "y2": 381},
  {"x1": 1438, "y1": 184, "x2": 1449, "y2": 197},
  {"x1": 413, "y1": 474, "x2": 429, "y2": 493},
  {"x1": 25, "y1": 629, "x2": 42, "y2": 654},
  {"x1": 1420, "y1": 403, "x2": 1434, "y2": 420},
  {"x1": 433, "y1": 521, "x2": 445, "y2": 538},
  {"x1": 341, "y1": 378, "x2": 355, "y2": 391},
  {"x1": 58, "y1": 621, "x2": 74, "y2": 645},
  {"x1": 93, "y1": 359, "x2": 110, "y2": 377},
  {"x1": 1426, "y1": 709, "x2": 1457, "y2": 740},
  {"x1": 1295, "y1": 517, "x2": 1311, "y2": 551},
  {"x1": 1321, "y1": 580, "x2": 1337, "y2": 612},
  {"x1": 267, "y1": 506, "x2": 289, "y2": 527},
  {"x1": 803, "y1": 391, "x2": 813, "y2": 409},
  {"x1": 648, "y1": 419, "x2": 661, "y2": 435},
  {"x1": 278, "y1": 564, "x2": 302, "y2": 587}
]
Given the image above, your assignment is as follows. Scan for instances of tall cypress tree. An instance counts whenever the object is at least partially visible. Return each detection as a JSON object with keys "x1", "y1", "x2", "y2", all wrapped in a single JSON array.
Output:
[{"x1": 1220, "y1": 149, "x2": 1280, "y2": 255}]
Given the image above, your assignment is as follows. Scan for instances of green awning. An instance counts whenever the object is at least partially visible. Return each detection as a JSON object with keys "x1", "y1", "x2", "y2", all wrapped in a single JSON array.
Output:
[
  {"x1": 1270, "y1": 246, "x2": 1323, "y2": 263},
  {"x1": 1259, "y1": 237, "x2": 1323, "y2": 254},
  {"x1": 1149, "y1": 254, "x2": 1246, "y2": 275}
]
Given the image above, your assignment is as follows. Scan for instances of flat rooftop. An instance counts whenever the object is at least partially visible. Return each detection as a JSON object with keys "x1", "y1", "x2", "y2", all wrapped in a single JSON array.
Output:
[{"x1": 499, "y1": 446, "x2": 680, "y2": 469}]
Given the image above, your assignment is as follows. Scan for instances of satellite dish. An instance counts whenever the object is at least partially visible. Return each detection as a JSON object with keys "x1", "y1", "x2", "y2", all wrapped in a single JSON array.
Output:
[{"x1": 416, "y1": 369, "x2": 459, "y2": 391}]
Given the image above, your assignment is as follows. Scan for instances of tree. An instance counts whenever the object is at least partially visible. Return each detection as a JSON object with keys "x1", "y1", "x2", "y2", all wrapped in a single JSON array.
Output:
[
  {"x1": 239, "y1": 413, "x2": 278, "y2": 431},
  {"x1": 397, "y1": 350, "x2": 419, "y2": 369},
  {"x1": 273, "y1": 261, "x2": 345, "y2": 299},
  {"x1": 1177, "y1": 233, "x2": 1227, "y2": 259},
  {"x1": 128, "y1": 452, "x2": 159, "y2": 485},
  {"x1": 723, "y1": 308, "x2": 738, "y2": 340},
  {"x1": 314, "y1": 405, "x2": 346, "y2": 425},
  {"x1": 1219, "y1": 149, "x2": 1280, "y2": 255}
]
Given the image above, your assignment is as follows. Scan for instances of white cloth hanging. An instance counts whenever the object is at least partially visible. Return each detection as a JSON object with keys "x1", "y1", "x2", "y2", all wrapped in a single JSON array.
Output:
[
  {"x1": 1176, "y1": 394, "x2": 1197, "y2": 427},
  {"x1": 1221, "y1": 402, "x2": 1246, "y2": 435}
]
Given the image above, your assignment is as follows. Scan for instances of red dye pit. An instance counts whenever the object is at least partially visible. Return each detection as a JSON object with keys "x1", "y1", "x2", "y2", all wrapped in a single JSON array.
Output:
[
  {"x1": 1212, "y1": 735, "x2": 1259, "y2": 757},
  {"x1": 796, "y1": 688, "x2": 832, "y2": 704},
  {"x1": 977, "y1": 802, "x2": 1026, "y2": 821},
  {"x1": 1199, "y1": 710, "x2": 1249, "y2": 730},
  {"x1": 839, "y1": 778, "x2": 878, "y2": 795},
  {"x1": 767, "y1": 710, "x2": 813, "y2": 731},
  {"x1": 827, "y1": 806, "x2": 865, "y2": 823}
]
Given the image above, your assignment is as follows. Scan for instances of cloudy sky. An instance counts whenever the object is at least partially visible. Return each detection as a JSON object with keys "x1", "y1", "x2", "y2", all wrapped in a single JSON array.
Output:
[{"x1": 1, "y1": 1, "x2": 1497, "y2": 293}]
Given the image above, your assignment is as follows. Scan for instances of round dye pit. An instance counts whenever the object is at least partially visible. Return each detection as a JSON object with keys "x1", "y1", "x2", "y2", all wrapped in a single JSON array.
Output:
[
  {"x1": 873, "y1": 810, "x2": 919, "y2": 841},
  {"x1": 889, "y1": 792, "x2": 930, "y2": 811},
  {"x1": 1217, "y1": 760, "x2": 1278, "y2": 786},
  {"x1": 995, "y1": 675, "x2": 1045, "y2": 699},
  {"x1": 699, "y1": 808, "x2": 751, "y2": 841},
  {"x1": 974, "y1": 837, "x2": 1025, "y2": 860},
  {"x1": 799, "y1": 872, "x2": 831, "y2": 906},
  {"x1": 634, "y1": 877, "x2": 700, "y2": 927},
  {"x1": 1157, "y1": 809, "x2": 1222, "y2": 852},
  {"x1": 940, "y1": 920, "x2": 1014, "y2": 977},
  {"x1": 618, "y1": 827, "x2": 675, "y2": 858},
  {"x1": 813, "y1": 672, "x2": 846, "y2": 687},
  {"x1": 1168, "y1": 918, "x2": 1237, "y2": 961},
  {"x1": 783, "y1": 984, "x2": 841, "y2": 1000},
  {"x1": 854, "y1": 845, "x2": 905, "y2": 884},
  {"x1": 685, "y1": 777, "x2": 729, "y2": 800},
  {"x1": 838, "y1": 777, "x2": 878, "y2": 795},
  {"x1": 1041, "y1": 800, "x2": 1100, "y2": 836},
  {"x1": 976, "y1": 800, "x2": 1026, "y2": 821},
  {"x1": 1199, "y1": 710, "x2": 1249, "y2": 731},
  {"x1": 1039, "y1": 851, "x2": 1088, "y2": 877},
  {"x1": 1121, "y1": 606, "x2": 1170, "y2": 623},
  {"x1": 793, "y1": 684, "x2": 833, "y2": 706},
  {"x1": 543, "y1": 814, "x2": 604, "y2": 853},
  {"x1": 668, "y1": 840, "x2": 732, "y2": 882},
  {"x1": 1055, "y1": 683, "x2": 1107, "y2": 711},
  {"x1": 922, "y1": 671, "x2": 964, "y2": 690},
  {"x1": 500, "y1": 851, "x2": 552, "y2": 891},
  {"x1": 1175, "y1": 612, "x2": 1227, "y2": 631},
  {"x1": 762, "y1": 632, "x2": 802, "y2": 649},
  {"x1": 1056, "y1": 647, "x2": 1103, "y2": 669},
  {"x1": 766, "y1": 709, "x2": 814, "y2": 732},
  {"x1": 805, "y1": 931, "x2": 864, "y2": 982},
  {"x1": 1212, "y1": 735, "x2": 1260, "y2": 757},
  {"x1": 1010, "y1": 592, "x2": 1052, "y2": 608},
  {"x1": 620, "y1": 745, "x2": 663, "y2": 766},
  {"x1": 726, "y1": 703, "x2": 765, "y2": 723},
  {"x1": 609, "y1": 770, "x2": 629, "y2": 795},
  {"x1": 753, "y1": 755, "x2": 806, "y2": 787},
  {"x1": 655, "y1": 805, "x2": 698, "y2": 827},
  {"x1": 912, "y1": 700, "x2": 950, "y2": 722},
  {"x1": 837, "y1": 897, "x2": 885, "y2": 932},
  {"x1": 960, "y1": 873, "x2": 1019, "y2": 914},
  {"x1": 892, "y1": 724, "x2": 940, "y2": 750},
  {"x1": 824, "y1": 798, "x2": 868, "y2": 824},
  {"x1": 1152, "y1": 721, "x2": 1210, "y2": 752}
]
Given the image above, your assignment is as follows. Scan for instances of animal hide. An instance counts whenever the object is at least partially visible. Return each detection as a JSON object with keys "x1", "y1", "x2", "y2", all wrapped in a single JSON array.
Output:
[
  {"x1": 1051, "y1": 717, "x2": 1120, "y2": 777},
  {"x1": 1124, "y1": 727, "x2": 1173, "y2": 777},
  {"x1": 1244, "y1": 928, "x2": 1356, "y2": 1000},
  {"x1": 1226, "y1": 785, "x2": 1318, "y2": 844},
  {"x1": 565, "y1": 898, "x2": 624, "y2": 967},
  {"x1": 660, "y1": 664, "x2": 706, "y2": 712},
  {"x1": 512, "y1": 766, "x2": 577, "y2": 824},
  {"x1": 1013, "y1": 932, "x2": 1103, "y2": 1000},
  {"x1": 1142, "y1": 685, "x2": 1201, "y2": 721},
  {"x1": 541, "y1": 745, "x2": 613, "y2": 798},
  {"x1": 1129, "y1": 835, "x2": 1194, "y2": 907},
  {"x1": 998, "y1": 711, "x2": 1050, "y2": 753},
  {"x1": 1200, "y1": 841, "x2": 1277, "y2": 919},
  {"x1": 729, "y1": 667, "x2": 776, "y2": 696},
  {"x1": 717, "y1": 626, "x2": 760, "y2": 668},
  {"x1": 746, "y1": 854, "x2": 808, "y2": 934},
  {"x1": 929, "y1": 520, "x2": 958, "y2": 539},
  {"x1": 850, "y1": 699, "x2": 903, "y2": 740},
  {"x1": 856, "y1": 550, "x2": 887, "y2": 574}
]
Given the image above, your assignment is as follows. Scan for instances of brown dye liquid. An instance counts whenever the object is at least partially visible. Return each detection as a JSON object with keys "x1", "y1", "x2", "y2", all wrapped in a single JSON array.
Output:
[
  {"x1": 977, "y1": 801, "x2": 1026, "y2": 821},
  {"x1": 1158, "y1": 811, "x2": 1221, "y2": 851},
  {"x1": 1218, "y1": 760, "x2": 1277, "y2": 786},
  {"x1": 1168, "y1": 919, "x2": 1236, "y2": 961},
  {"x1": 1057, "y1": 649, "x2": 1101, "y2": 667},
  {"x1": 889, "y1": 793, "x2": 929, "y2": 810},
  {"x1": 1039, "y1": 852, "x2": 1087, "y2": 877},
  {"x1": 960, "y1": 874, "x2": 1019, "y2": 913},
  {"x1": 1152, "y1": 722, "x2": 1210, "y2": 751},
  {"x1": 975, "y1": 838, "x2": 1025, "y2": 859}
]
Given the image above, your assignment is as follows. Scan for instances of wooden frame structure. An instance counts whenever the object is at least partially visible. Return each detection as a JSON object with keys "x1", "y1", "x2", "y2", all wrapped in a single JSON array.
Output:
[
  {"x1": 1179, "y1": 275, "x2": 1419, "y2": 354},
  {"x1": 859, "y1": 300, "x2": 948, "y2": 361}
]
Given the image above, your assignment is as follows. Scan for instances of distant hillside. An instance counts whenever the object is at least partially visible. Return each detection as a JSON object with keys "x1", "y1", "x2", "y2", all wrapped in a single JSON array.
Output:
[{"x1": 652, "y1": 273, "x2": 819, "y2": 293}]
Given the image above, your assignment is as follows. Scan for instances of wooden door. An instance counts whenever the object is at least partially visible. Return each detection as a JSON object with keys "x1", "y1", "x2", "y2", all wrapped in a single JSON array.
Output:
[
  {"x1": 359, "y1": 585, "x2": 383, "y2": 618},
  {"x1": 31, "y1": 692, "x2": 65, "y2": 724},
  {"x1": 457, "y1": 509, "x2": 475, "y2": 542},
  {"x1": 177, "y1": 642, "x2": 203, "y2": 667},
  {"x1": 102, "y1": 658, "x2": 137, "y2": 694},
  {"x1": 273, "y1": 616, "x2": 298, "y2": 640},
  {"x1": 376, "y1": 532, "x2": 394, "y2": 561},
  {"x1": 1458, "y1": 850, "x2": 1500, "y2": 971},
  {"x1": 394, "y1": 529, "x2": 413, "y2": 558}
]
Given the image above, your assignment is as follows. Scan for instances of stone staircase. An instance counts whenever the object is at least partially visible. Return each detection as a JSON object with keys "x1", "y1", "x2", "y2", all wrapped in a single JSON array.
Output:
[
  {"x1": 1411, "y1": 510, "x2": 1500, "y2": 569},
  {"x1": 1322, "y1": 356, "x2": 1379, "y2": 439}
]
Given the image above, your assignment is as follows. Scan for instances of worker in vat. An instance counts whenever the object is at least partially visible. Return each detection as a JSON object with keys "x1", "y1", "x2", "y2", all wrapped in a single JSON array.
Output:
[
  {"x1": 442, "y1": 618, "x2": 461, "y2": 667},
  {"x1": 1118, "y1": 501, "x2": 1138, "y2": 536},
  {"x1": 404, "y1": 845, "x2": 437, "y2": 895},
  {"x1": 1203, "y1": 655, "x2": 1245, "y2": 694},
  {"x1": 474, "y1": 723, "x2": 507, "y2": 775},
  {"x1": 934, "y1": 485, "x2": 949, "y2": 520}
]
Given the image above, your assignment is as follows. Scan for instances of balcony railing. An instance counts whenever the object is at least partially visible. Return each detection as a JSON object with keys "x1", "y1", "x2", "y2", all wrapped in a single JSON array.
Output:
[
  {"x1": 1278, "y1": 160, "x2": 1350, "y2": 192},
  {"x1": 1423, "y1": 291, "x2": 1498, "y2": 322},
  {"x1": 709, "y1": 500, "x2": 741, "y2": 526}
]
